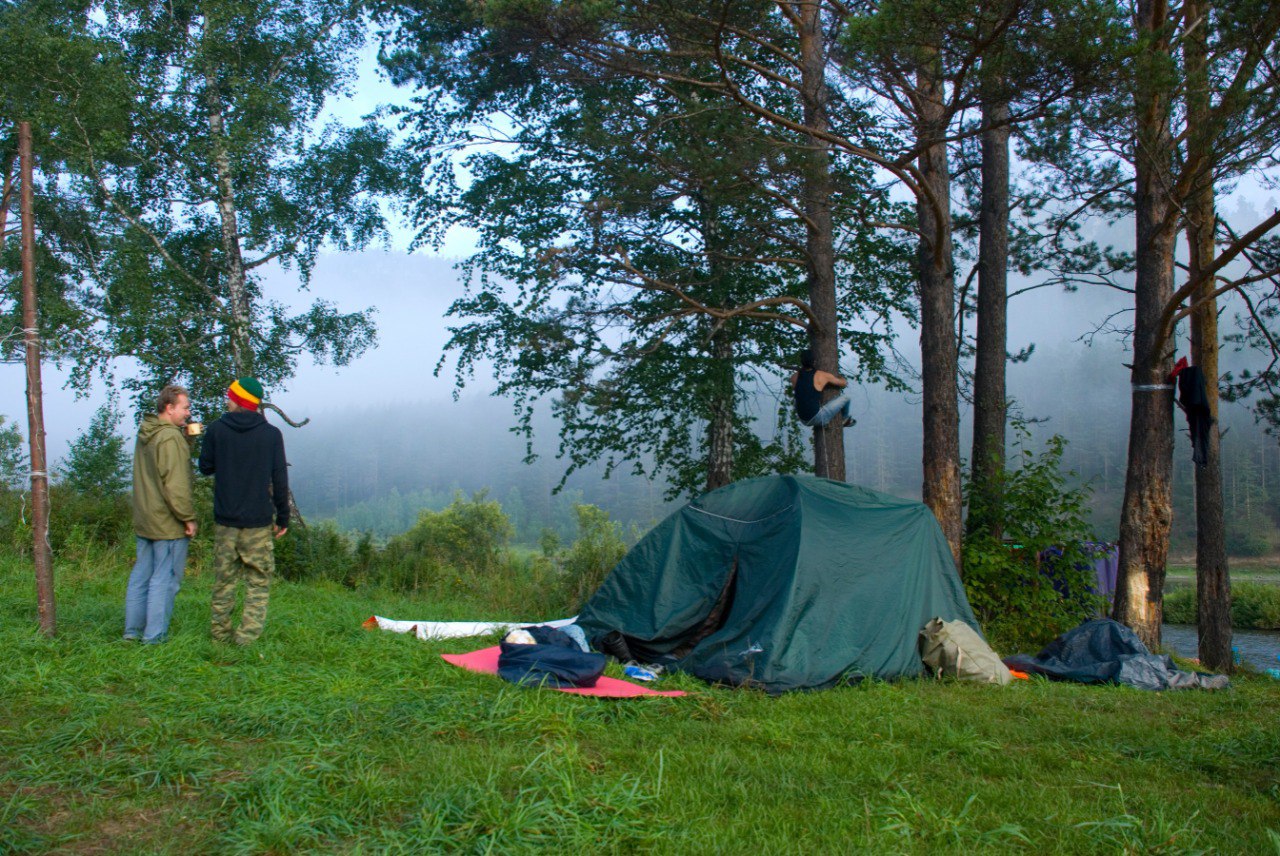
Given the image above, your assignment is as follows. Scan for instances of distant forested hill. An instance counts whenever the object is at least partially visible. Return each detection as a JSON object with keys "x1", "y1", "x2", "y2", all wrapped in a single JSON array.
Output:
[{"x1": 285, "y1": 343, "x2": 1280, "y2": 553}]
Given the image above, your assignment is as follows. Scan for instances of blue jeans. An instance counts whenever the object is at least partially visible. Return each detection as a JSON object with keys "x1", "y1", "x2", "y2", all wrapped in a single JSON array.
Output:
[
  {"x1": 803, "y1": 393, "x2": 854, "y2": 428},
  {"x1": 124, "y1": 537, "x2": 189, "y2": 643}
]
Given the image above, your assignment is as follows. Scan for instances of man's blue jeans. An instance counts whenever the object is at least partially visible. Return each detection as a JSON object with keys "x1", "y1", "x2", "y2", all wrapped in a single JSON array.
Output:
[
  {"x1": 802, "y1": 393, "x2": 854, "y2": 428},
  {"x1": 124, "y1": 537, "x2": 189, "y2": 643}
]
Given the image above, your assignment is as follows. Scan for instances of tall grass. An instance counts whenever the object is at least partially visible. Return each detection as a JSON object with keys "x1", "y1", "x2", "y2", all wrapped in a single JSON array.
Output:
[{"x1": 2, "y1": 544, "x2": 1279, "y2": 853}]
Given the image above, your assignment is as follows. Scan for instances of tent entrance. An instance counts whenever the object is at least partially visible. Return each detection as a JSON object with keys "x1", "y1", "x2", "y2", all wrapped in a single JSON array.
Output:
[{"x1": 669, "y1": 558, "x2": 739, "y2": 659}]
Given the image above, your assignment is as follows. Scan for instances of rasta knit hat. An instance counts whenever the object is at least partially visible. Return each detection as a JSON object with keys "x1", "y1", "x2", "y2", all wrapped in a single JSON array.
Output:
[{"x1": 227, "y1": 377, "x2": 264, "y2": 411}]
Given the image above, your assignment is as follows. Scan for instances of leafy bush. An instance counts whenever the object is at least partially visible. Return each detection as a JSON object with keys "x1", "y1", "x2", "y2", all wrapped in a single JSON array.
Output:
[
  {"x1": 275, "y1": 522, "x2": 365, "y2": 586},
  {"x1": 0, "y1": 414, "x2": 25, "y2": 490},
  {"x1": 0, "y1": 485, "x2": 133, "y2": 557},
  {"x1": 1163, "y1": 582, "x2": 1280, "y2": 630},
  {"x1": 380, "y1": 492, "x2": 514, "y2": 592},
  {"x1": 963, "y1": 433, "x2": 1104, "y2": 654},
  {"x1": 559, "y1": 504, "x2": 628, "y2": 610}
]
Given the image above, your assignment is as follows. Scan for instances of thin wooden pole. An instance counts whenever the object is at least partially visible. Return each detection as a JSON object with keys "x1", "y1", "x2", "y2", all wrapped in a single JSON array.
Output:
[{"x1": 19, "y1": 121, "x2": 54, "y2": 636}]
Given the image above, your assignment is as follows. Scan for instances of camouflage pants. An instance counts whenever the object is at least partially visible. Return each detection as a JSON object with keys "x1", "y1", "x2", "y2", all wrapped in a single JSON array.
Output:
[{"x1": 211, "y1": 524, "x2": 275, "y2": 645}]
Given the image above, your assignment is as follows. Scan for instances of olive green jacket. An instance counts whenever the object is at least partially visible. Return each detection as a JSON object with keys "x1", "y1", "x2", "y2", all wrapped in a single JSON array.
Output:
[{"x1": 131, "y1": 415, "x2": 195, "y2": 540}]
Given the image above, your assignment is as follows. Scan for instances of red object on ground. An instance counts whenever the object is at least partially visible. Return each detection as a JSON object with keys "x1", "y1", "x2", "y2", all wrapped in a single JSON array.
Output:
[
  {"x1": 441, "y1": 646, "x2": 687, "y2": 697},
  {"x1": 1009, "y1": 669, "x2": 1030, "y2": 680}
]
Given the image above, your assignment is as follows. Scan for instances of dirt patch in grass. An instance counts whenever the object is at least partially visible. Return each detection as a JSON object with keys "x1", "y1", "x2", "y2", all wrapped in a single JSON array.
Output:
[{"x1": 6, "y1": 783, "x2": 214, "y2": 855}]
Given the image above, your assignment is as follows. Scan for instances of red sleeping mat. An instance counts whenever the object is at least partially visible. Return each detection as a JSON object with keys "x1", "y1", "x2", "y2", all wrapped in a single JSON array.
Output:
[{"x1": 441, "y1": 646, "x2": 686, "y2": 697}]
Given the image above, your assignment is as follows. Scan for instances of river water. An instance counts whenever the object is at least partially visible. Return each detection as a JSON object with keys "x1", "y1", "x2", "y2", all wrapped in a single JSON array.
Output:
[{"x1": 1161, "y1": 623, "x2": 1280, "y2": 672}]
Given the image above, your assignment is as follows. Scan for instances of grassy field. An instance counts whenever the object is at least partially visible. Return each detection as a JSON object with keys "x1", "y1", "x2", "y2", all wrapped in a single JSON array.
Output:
[
  {"x1": 2, "y1": 549, "x2": 1279, "y2": 854},
  {"x1": 1165, "y1": 560, "x2": 1280, "y2": 589}
]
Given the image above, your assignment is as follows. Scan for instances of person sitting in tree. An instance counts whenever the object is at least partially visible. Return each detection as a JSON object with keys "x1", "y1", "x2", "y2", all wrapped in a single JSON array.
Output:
[{"x1": 790, "y1": 349, "x2": 856, "y2": 429}]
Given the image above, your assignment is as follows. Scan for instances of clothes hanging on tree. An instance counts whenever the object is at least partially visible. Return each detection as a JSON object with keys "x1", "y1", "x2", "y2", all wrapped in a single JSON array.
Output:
[{"x1": 1176, "y1": 365, "x2": 1213, "y2": 467}]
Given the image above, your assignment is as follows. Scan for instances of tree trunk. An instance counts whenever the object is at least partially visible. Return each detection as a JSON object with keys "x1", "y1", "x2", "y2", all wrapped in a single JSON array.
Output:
[
  {"x1": 798, "y1": 0, "x2": 845, "y2": 482},
  {"x1": 1114, "y1": 0, "x2": 1176, "y2": 649},
  {"x1": 19, "y1": 121, "x2": 55, "y2": 637},
  {"x1": 706, "y1": 329, "x2": 735, "y2": 492},
  {"x1": 968, "y1": 97, "x2": 1010, "y2": 539},
  {"x1": 916, "y1": 55, "x2": 964, "y2": 569},
  {"x1": 206, "y1": 72, "x2": 252, "y2": 374},
  {"x1": 1185, "y1": 0, "x2": 1232, "y2": 673}
]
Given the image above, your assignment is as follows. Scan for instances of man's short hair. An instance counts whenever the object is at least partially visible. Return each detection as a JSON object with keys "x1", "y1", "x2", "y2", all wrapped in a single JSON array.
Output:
[
  {"x1": 800, "y1": 349, "x2": 815, "y2": 369},
  {"x1": 156, "y1": 384, "x2": 189, "y2": 414}
]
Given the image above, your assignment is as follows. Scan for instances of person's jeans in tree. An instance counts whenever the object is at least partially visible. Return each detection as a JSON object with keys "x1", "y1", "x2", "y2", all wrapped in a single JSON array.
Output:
[
  {"x1": 802, "y1": 393, "x2": 854, "y2": 428},
  {"x1": 124, "y1": 536, "x2": 189, "y2": 643}
]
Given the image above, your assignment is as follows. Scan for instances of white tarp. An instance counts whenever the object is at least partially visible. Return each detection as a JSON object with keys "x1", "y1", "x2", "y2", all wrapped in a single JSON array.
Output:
[{"x1": 366, "y1": 614, "x2": 577, "y2": 641}]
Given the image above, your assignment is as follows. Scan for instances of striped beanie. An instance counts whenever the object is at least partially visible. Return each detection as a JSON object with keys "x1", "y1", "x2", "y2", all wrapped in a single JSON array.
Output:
[{"x1": 227, "y1": 377, "x2": 264, "y2": 411}]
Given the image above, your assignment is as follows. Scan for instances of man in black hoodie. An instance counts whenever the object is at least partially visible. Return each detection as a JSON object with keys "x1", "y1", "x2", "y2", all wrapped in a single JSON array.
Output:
[{"x1": 199, "y1": 377, "x2": 288, "y2": 645}]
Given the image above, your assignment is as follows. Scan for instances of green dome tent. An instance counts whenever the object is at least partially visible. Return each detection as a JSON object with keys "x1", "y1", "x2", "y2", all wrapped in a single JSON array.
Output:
[{"x1": 575, "y1": 474, "x2": 981, "y2": 693}]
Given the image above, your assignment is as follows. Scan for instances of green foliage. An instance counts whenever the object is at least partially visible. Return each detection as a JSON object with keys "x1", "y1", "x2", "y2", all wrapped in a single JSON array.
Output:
[
  {"x1": 559, "y1": 504, "x2": 627, "y2": 610},
  {"x1": 0, "y1": 414, "x2": 24, "y2": 490},
  {"x1": 2, "y1": 0, "x2": 411, "y2": 416},
  {"x1": 385, "y1": 2, "x2": 913, "y2": 497},
  {"x1": 1164, "y1": 582, "x2": 1280, "y2": 631},
  {"x1": 1228, "y1": 526, "x2": 1273, "y2": 558},
  {"x1": 538, "y1": 527, "x2": 560, "y2": 558},
  {"x1": 962, "y1": 432, "x2": 1104, "y2": 653},
  {"x1": 275, "y1": 522, "x2": 371, "y2": 588},
  {"x1": 381, "y1": 492, "x2": 515, "y2": 593},
  {"x1": 57, "y1": 404, "x2": 130, "y2": 497},
  {"x1": 252, "y1": 494, "x2": 628, "y2": 617},
  {"x1": 0, "y1": 485, "x2": 132, "y2": 558}
]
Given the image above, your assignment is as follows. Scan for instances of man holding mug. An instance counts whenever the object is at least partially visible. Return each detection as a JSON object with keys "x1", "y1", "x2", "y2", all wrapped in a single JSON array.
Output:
[{"x1": 125, "y1": 384, "x2": 197, "y2": 643}]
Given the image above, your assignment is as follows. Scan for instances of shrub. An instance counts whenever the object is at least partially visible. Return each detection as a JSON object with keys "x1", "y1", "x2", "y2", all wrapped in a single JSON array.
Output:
[
  {"x1": 0, "y1": 414, "x2": 25, "y2": 490},
  {"x1": 559, "y1": 504, "x2": 627, "y2": 610},
  {"x1": 381, "y1": 492, "x2": 514, "y2": 592},
  {"x1": 0, "y1": 485, "x2": 133, "y2": 557},
  {"x1": 275, "y1": 522, "x2": 357, "y2": 585},
  {"x1": 1164, "y1": 582, "x2": 1280, "y2": 631},
  {"x1": 963, "y1": 432, "x2": 1104, "y2": 654},
  {"x1": 1162, "y1": 588, "x2": 1195, "y2": 624}
]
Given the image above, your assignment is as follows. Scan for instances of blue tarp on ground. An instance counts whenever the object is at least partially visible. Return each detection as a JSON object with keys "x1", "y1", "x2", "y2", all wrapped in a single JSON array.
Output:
[{"x1": 1004, "y1": 618, "x2": 1228, "y2": 690}]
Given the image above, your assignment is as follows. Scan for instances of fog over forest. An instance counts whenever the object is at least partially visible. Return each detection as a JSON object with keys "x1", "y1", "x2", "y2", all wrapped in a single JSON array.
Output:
[{"x1": 6, "y1": 196, "x2": 1280, "y2": 555}]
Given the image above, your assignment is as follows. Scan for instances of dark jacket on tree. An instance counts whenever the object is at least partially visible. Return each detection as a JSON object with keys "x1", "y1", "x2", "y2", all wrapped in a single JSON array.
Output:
[
  {"x1": 132, "y1": 414, "x2": 195, "y2": 540},
  {"x1": 198, "y1": 411, "x2": 289, "y2": 529},
  {"x1": 1176, "y1": 365, "x2": 1213, "y2": 467}
]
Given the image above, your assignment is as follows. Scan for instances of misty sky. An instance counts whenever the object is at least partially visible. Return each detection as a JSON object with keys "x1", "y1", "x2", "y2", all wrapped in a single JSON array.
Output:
[{"x1": 4, "y1": 42, "x2": 1278, "y2": 486}]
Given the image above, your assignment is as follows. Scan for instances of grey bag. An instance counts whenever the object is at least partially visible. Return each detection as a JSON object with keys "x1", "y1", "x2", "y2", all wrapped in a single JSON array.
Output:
[{"x1": 919, "y1": 617, "x2": 1013, "y2": 685}]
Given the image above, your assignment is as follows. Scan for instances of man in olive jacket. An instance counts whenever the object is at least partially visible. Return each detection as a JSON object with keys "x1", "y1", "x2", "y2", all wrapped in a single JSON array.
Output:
[
  {"x1": 126, "y1": 384, "x2": 197, "y2": 643},
  {"x1": 199, "y1": 377, "x2": 288, "y2": 645}
]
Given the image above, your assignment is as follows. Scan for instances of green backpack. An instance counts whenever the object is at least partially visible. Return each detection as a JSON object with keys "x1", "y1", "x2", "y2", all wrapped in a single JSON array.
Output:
[{"x1": 918, "y1": 618, "x2": 1013, "y2": 685}]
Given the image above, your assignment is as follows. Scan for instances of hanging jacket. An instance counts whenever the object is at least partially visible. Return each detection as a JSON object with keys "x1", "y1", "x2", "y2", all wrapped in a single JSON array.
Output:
[{"x1": 1177, "y1": 365, "x2": 1213, "y2": 467}]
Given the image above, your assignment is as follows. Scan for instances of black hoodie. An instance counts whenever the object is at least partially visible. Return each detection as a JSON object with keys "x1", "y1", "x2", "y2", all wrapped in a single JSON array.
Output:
[{"x1": 198, "y1": 410, "x2": 289, "y2": 529}]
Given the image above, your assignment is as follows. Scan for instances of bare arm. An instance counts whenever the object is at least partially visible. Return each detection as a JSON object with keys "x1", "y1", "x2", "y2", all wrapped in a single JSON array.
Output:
[{"x1": 816, "y1": 370, "x2": 848, "y2": 390}]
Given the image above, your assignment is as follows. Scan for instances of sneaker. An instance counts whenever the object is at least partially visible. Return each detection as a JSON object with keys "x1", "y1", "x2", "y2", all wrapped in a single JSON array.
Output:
[{"x1": 843, "y1": 417, "x2": 857, "y2": 428}]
